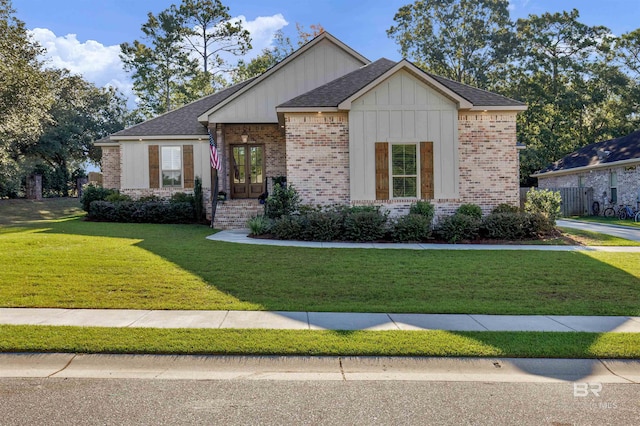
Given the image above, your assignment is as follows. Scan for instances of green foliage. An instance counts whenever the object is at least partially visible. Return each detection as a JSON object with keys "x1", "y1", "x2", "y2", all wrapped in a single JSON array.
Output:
[
  {"x1": 270, "y1": 216, "x2": 304, "y2": 240},
  {"x1": 88, "y1": 201, "x2": 195, "y2": 223},
  {"x1": 264, "y1": 183, "x2": 300, "y2": 219},
  {"x1": 343, "y1": 210, "x2": 388, "y2": 242},
  {"x1": 105, "y1": 192, "x2": 132, "y2": 203},
  {"x1": 480, "y1": 212, "x2": 553, "y2": 240},
  {"x1": 435, "y1": 213, "x2": 481, "y2": 243},
  {"x1": 387, "y1": 0, "x2": 513, "y2": 88},
  {"x1": 409, "y1": 200, "x2": 435, "y2": 221},
  {"x1": 525, "y1": 188, "x2": 562, "y2": 224},
  {"x1": 80, "y1": 184, "x2": 117, "y2": 212},
  {"x1": 170, "y1": 192, "x2": 194, "y2": 204},
  {"x1": 193, "y1": 176, "x2": 204, "y2": 222},
  {"x1": 247, "y1": 215, "x2": 272, "y2": 236},
  {"x1": 392, "y1": 214, "x2": 432, "y2": 242},
  {"x1": 300, "y1": 211, "x2": 343, "y2": 241},
  {"x1": 456, "y1": 203, "x2": 483, "y2": 219},
  {"x1": 492, "y1": 203, "x2": 520, "y2": 214}
]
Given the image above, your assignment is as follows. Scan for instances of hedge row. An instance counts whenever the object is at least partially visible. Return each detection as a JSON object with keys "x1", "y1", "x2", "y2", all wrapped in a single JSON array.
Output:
[{"x1": 88, "y1": 201, "x2": 195, "y2": 224}]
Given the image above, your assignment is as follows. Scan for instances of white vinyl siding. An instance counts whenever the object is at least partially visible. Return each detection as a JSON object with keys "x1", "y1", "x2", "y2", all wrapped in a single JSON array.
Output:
[{"x1": 349, "y1": 69, "x2": 458, "y2": 201}]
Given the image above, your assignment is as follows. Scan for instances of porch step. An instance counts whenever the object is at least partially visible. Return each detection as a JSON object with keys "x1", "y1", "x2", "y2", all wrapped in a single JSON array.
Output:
[{"x1": 213, "y1": 199, "x2": 264, "y2": 230}]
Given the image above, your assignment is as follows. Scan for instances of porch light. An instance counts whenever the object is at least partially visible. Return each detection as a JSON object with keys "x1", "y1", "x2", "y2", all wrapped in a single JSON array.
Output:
[{"x1": 241, "y1": 129, "x2": 249, "y2": 143}]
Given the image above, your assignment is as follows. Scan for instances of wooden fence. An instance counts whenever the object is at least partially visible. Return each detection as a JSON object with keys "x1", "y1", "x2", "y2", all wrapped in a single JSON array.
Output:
[{"x1": 520, "y1": 187, "x2": 594, "y2": 217}]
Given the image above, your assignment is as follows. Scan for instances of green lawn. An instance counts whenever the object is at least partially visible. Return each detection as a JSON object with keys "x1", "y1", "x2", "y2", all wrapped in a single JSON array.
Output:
[
  {"x1": 559, "y1": 227, "x2": 640, "y2": 246},
  {"x1": 1, "y1": 199, "x2": 640, "y2": 315},
  {"x1": 1, "y1": 325, "x2": 639, "y2": 359}
]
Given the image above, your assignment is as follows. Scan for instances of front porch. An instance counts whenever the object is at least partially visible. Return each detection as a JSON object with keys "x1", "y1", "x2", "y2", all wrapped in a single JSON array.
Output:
[{"x1": 211, "y1": 198, "x2": 264, "y2": 230}]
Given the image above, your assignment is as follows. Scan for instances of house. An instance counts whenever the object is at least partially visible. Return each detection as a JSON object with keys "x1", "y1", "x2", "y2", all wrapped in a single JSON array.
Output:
[
  {"x1": 97, "y1": 32, "x2": 527, "y2": 228},
  {"x1": 534, "y1": 130, "x2": 640, "y2": 211}
]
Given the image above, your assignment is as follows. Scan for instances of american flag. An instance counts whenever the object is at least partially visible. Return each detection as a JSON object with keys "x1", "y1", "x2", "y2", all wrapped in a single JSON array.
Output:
[{"x1": 208, "y1": 129, "x2": 220, "y2": 170}]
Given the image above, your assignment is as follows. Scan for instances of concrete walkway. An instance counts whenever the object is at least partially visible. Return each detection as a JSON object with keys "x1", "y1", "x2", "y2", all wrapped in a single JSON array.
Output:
[
  {"x1": 207, "y1": 228, "x2": 640, "y2": 251},
  {"x1": 557, "y1": 218, "x2": 640, "y2": 241},
  {"x1": 2, "y1": 308, "x2": 640, "y2": 332}
]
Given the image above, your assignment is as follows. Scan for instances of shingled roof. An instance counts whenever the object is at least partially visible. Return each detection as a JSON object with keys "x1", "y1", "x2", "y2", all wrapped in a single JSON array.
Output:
[
  {"x1": 535, "y1": 130, "x2": 640, "y2": 175},
  {"x1": 278, "y1": 58, "x2": 525, "y2": 109},
  {"x1": 109, "y1": 78, "x2": 255, "y2": 138}
]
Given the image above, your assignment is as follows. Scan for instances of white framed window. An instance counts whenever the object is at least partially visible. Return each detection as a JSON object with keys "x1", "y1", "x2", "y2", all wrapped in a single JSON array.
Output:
[
  {"x1": 610, "y1": 171, "x2": 617, "y2": 204},
  {"x1": 391, "y1": 143, "x2": 418, "y2": 198},
  {"x1": 161, "y1": 146, "x2": 182, "y2": 187}
]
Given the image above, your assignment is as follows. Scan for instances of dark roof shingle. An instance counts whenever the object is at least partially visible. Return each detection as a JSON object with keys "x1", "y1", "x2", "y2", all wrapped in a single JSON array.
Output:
[
  {"x1": 537, "y1": 130, "x2": 640, "y2": 174},
  {"x1": 278, "y1": 58, "x2": 525, "y2": 109},
  {"x1": 111, "y1": 78, "x2": 255, "y2": 137}
]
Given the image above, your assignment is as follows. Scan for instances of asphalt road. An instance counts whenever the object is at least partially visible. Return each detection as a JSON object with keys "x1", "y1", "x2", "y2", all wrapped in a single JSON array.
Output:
[{"x1": 1, "y1": 378, "x2": 638, "y2": 425}]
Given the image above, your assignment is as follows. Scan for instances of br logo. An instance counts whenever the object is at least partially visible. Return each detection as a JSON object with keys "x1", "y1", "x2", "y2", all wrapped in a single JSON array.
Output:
[{"x1": 573, "y1": 383, "x2": 602, "y2": 397}]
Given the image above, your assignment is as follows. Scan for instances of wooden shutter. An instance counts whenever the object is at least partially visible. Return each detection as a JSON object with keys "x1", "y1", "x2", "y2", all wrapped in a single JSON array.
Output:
[
  {"x1": 183, "y1": 145, "x2": 194, "y2": 188},
  {"x1": 420, "y1": 141, "x2": 434, "y2": 199},
  {"x1": 148, "y1": 145, "x2": 159, "y2": 189},
  {"x1": 375, "y1": 142, "x2": 389, "y2": 200}
]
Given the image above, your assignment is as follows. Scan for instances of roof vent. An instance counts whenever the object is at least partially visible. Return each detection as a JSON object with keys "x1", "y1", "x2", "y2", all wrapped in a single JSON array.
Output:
[{"x1": 597, "y1": 149, "x2": 611, "y2": 161}]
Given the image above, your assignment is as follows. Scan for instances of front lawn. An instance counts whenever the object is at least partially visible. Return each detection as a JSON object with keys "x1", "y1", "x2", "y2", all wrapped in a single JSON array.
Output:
[{"x1": 1, "y1": 199, "x2": 640, "y2": 315}]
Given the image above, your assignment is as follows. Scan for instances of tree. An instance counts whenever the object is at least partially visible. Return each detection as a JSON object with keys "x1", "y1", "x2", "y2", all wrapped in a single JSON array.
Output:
[
  {"x1": 22, "y1": 70, "x2": 130, "y2": 196},
  {"x1": 387, "y1": 0, "x2": 513, "y2": 88},
  {"x1": 177, "y1": 0, "x2": 251, "y2": 75},
  {"x1": 500, "y1": 9, "x2": 627, "y2": 185},
  {"x1": 0, "y1": 0, "x2": 52, "y2": 197},
  {"x1": 232, "y1": 23, "x2": 324, "y2": 83},
  {"x1": 120, "y1": 8, "x2": 202, "y2": 117},
  {"x1": 121, "y1": 0, "x2": 252, "y2": 117}
]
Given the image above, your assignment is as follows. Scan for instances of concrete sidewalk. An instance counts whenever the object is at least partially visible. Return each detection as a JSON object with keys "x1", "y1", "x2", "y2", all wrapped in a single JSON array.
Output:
[
  {"x1": 207, "y1": 228, "x2": 640, "y2": 251},
  {"x1": 2, "y1": 308, "x2": 640, "y2": 332}
]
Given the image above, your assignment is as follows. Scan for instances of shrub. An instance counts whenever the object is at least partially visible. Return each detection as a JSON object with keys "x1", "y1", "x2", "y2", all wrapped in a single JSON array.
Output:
[
  {"x1": 247, "y1": 215, "x2": 272, "y2": 236},
  {"x1": 193, "y1": 176, "x2": 204, "y2": 222},
  {"x1": 300, "y1": 211, "x2": 344, "y2": 241},
  {"x1": 492, "y1": 203, "x2": 520, "y2": 214},
  {"x1": 409, "y1": 200, "x2": 435, "y2": 222},
  {"x1": 170, "y1": 192, "x2": 194, "y2": 204},
  {"x1": 392, "y1": 214, "x2": 432, "y2": 242},
  {"x1": 80, "y1": 184, "x2": 116, "y2": 211},
  {"x1": 264, "y1": 183, "x2": 300, "y2": 219},
  {"x1": 138, "y1": 194, "x2": 163, "y2": 202},
  {"x1": 343, "y1": 210, "x2": 388, "y2": 241},
  {"x1": 456, "y1": 203, "x2": 482, "y2": 219},
  {"x1": 87, "y1": 201, "x2": 194, "y2": 223},
  {"x1": 105, "y1": 192, "x2": 132, "y2": 203},
  {"x1": 525, "y1": 188, "x2": 562, "y2": 224},
  {"x1": 270, "y1": 216, "x2": 304, "y2": 240},
  {"x1": 480, "y1": 212, "x2": 554, "y2": 240},
  {"x1": 435, "y1": 213, "x2": 481, "y2": 243}
]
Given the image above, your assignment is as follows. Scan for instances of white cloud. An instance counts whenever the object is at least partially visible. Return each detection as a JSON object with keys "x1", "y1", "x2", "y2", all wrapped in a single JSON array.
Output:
[
  {"x1": 27, "y1": 14, "x2": 288, "y2": 108},
  {"x1": 29, "y1": 28, "x2": 129, "y2": 90},
  {"x1": 232, "y1": 13, "x2": 289, "y2": 60}
]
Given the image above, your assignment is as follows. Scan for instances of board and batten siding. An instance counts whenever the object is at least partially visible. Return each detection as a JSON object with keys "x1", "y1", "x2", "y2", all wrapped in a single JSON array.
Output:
[
  {"x1": 120, "y1": 140, "x2": 211, "y2": 189},
  {"x1": 349, "y1": 69, "x2": 459, "y2": 201},
  {"x1": 208, "y1": 39, "x2": 366, "y2": 123}
]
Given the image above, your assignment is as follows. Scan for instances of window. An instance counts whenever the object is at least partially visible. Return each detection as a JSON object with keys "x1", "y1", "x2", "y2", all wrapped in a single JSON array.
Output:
[
  {"x1": 578, "y1": 176, "x2": 585, "y2": 188},
  {"x1": 391, "y1": 144, "x2": 418, "y2": 198},
  {"x1": 162, "y1": 146, "x2": 182, "y2": 187},
  {"x1": 610, "y1": 171, "x2": 617, "y2": 204}
]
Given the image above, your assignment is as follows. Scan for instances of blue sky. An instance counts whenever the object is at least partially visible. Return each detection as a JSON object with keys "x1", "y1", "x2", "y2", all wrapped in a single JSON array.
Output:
[{"x1": 11, "y1": 0, "x2": 640, "y2": 104}]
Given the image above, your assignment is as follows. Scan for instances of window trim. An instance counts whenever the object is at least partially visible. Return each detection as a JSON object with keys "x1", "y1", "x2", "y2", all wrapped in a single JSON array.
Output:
[
  {"x1": 161, "y1": 145, "x2": 183, "y2": 188},
  {"x1": 389, "y1": 142, "x2": 420, "y2": 199}
]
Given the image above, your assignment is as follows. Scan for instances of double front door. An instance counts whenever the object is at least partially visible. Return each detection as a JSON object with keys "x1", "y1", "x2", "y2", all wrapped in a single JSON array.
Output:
[{"x1": 230, "y1": 144, "x2": 265, "y2": 199}]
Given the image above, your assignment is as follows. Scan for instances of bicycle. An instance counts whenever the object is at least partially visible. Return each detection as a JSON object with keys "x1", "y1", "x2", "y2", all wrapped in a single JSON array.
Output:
[
  {"x1": 603, "y1": 203, "x2": 618, "y2": 218},
  {"x1": 617, "y1": 204, "x2": 637, "y2": 220}
]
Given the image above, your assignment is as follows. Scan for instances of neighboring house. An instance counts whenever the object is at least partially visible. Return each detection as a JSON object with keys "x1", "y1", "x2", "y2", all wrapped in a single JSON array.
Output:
[
  {"x1": 534, "y1": 130, "x2": 640, "y2": 210},
  {"x1": 97, "y1": 32, "x2": 527, "y2": 228}
]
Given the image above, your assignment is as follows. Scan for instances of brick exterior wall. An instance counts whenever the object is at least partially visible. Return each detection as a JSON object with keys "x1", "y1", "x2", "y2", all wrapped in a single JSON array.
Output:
[
  {"x1": 223, "y1": 124, "x2": 286, "y2": 195},
  {"x1": 458, "y1": 112, "x2": 519, "y2": 213},
  {"x1": 284, "y1": 112, "x2": 350, "y2": 205},
  {"x1": 101, "y1": 146, "x2": 121, "y2": 189},
  {"x1": 538, "y1": 164, "x2": 640, "y2": 209}
]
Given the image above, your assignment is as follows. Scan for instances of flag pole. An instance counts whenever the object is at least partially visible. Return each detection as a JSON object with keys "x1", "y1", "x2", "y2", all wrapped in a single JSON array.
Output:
[{"x1": 208, "y1": 126, "x2": 221, "y2": 228}]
